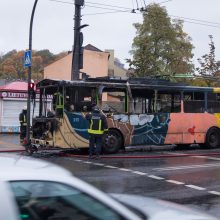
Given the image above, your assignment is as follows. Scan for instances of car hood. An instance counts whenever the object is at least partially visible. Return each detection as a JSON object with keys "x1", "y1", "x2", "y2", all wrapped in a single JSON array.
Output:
[
  {"x1": 0, "y1": 153, "x2": 72, "y2": 178},
  {"x1": 111, "y1": 194, "x2": 218, "y2": 220}
]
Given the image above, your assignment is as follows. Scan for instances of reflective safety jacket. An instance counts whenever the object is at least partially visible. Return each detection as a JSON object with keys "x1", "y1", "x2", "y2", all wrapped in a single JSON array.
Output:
[
  {"x1": 53, "y1": 92, "x2": 64, "y2": 110},
  {"x1": 19, "y1": 111, "x2": 27, "y2": 126},
  {"x1": 86, "y1": 111, "x2": 108, "y2": 135}
]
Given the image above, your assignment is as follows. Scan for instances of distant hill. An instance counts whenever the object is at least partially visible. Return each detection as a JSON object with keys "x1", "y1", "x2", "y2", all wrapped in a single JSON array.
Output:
[{"x1": 0, "y1": 49, "x2": 67, "y2": 81}]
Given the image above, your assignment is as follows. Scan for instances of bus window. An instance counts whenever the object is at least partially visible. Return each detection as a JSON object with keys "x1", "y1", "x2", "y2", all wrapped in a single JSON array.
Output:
[
  {"x1": 131, "y1": 89, "x2": 154, "y2": 114},
  {"x1": 133, "y1": 98, "x2": 147, "y2": 114},
  {"x1": 156, "y1": 93, "x2": 181, "y2": 113},
  {"x1": 207, "y1": 93, "x2": 220, "y2": 113},
  {"x1": 66, "y1": 87, "x2": 96, "y2": 112},
  {"x1": 131, "y1": 90, "x2": 181, "y2": 114},
  {"x1": 184, "y1": 92, "x2": 205, "y2": 113},
  {"x1": 101, "y1": 91, "x2": 126, "y2": 113}
]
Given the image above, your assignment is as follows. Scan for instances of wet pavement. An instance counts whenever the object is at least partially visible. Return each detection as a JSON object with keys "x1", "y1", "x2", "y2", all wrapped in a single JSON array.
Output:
[
  {"x1": 0, "y1": 134, "x2": 25, "y2": 151},
  {"x1": 2, "y1": 134, "x2": 220, "y2": 218},
  {"x1": 43, "y1": 154, "x2": 220, "y2": 219}
]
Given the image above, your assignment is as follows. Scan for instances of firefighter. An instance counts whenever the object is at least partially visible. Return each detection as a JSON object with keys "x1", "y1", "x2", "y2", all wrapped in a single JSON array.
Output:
[
  {"x1": 19, "y1": 106, "x2": 27, "y2": 143},
  {"x1": 86, "y1": 106, "x2": 108, "y2": 159},
  {"x1": 53, "y1": 92, "x2": 64, "y2": 117}
]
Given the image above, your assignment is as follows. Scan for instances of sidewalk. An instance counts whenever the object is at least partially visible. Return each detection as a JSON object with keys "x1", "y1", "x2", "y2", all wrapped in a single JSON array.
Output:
[{"x1": 0, "y1": 134, "x2": 25, "y2": 152}]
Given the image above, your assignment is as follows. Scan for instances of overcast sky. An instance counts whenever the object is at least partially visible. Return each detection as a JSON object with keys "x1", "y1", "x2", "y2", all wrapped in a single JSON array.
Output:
[{"x1": 1, "y1": 0, "x2": 220, "y2": 68}]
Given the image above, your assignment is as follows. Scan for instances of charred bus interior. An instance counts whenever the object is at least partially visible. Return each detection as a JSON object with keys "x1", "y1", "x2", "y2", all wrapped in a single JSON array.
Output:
[{"x1": 31, "y1": 77, "x2": 220, "y2": 152}]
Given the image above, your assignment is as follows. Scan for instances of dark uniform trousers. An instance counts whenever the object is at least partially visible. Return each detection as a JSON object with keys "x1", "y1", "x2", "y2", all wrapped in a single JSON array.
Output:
[
  {"x1": 89, "y1": 135, "x2": 103, "y2": 157},
  {"x1": 19, "y1": 112, "x2": 27, "y2": 142}
]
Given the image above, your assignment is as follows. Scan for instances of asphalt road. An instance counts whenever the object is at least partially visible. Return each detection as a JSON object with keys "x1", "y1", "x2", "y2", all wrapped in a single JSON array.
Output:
[
  {"x1": 38, "y1": 149, "x2": 220, "y2": 219},
  {"x1": 2, "y1": 134, "x2": 220, "y2": 218}
]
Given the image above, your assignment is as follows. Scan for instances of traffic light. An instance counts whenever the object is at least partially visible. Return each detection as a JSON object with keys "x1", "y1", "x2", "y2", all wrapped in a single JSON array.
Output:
[{"x1": 29, "y1": 80, "x2": 35, "y2": 100}]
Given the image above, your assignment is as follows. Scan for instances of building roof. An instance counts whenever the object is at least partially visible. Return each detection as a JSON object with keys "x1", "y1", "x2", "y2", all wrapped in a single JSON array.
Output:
[
  {"x1": 84, "y1": 44, "x2": 103, "y2": 52},
  {"x1": 0, "y1": 81, "x2": 28, "y2": 92}
]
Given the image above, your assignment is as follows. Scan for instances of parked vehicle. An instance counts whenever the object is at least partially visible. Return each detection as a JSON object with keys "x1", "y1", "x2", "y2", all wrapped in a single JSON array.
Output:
[{"x1": 0, "y1": 153, "x2": 217, "y2": 220}]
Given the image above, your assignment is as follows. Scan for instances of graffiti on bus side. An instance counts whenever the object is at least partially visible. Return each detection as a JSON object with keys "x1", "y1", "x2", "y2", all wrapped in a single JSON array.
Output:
[
  {"x1": 113, "y1": 113, "x2": 171, "y2": 145},
  {"x1": 66, "y1": 111, "x2": 171, "y2": 146}
]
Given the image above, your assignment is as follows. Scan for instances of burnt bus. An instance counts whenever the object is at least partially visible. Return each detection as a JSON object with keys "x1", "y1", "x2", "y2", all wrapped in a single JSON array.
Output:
[{"x1": 31, "y1": 77, "x2": 220, "y2": 153}]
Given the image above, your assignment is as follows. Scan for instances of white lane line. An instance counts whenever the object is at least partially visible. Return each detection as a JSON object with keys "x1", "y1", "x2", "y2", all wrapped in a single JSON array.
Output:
[
  {"x1": 192, "y1": 156, "x2": 206, "y2": 159},
  {"x1": 166, "y1": 180, "x2": 185, "y2": 185},
  {"x1": 148, "y1": 175, "x2": 164, "y2": 180},
  {"x1": 154, "y1": 163, "x2": 220, "y2": 171},
  {"x1": 74, "y1": 160, "x2": 220, "y2": 196},
  {"x1": 104, "y1": 165, "x2": 118, "y2": 169},
  {"x1": 185, "y1": 185, "x2": 206, "y2": 190},
  {"x1": 208, "y1": 191, "x2": 220, "y2": 196},
  {"x1": 92, "y1": 163, "x2": 105, "y2": 166},
  {"x1": 74, "y1": 160, "x2": 220, "y2": 195},
  {"x1": 199, "y1": 156, "x2": 220, "y2": 161},
  {"x1": 119, "y1": 168, "x2": 132, "y2": 172},
  {"x1": 83, "y1": 161, "x2": 92, "y2": 164},
  {"x1": 132, "y1": 171, "x2": 148, "y2": 175}
]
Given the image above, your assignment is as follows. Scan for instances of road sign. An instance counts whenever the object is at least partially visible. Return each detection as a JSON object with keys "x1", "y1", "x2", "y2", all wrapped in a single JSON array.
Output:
[{"x1": 24, "y1": 50, "x2": 32, "y2": 67}]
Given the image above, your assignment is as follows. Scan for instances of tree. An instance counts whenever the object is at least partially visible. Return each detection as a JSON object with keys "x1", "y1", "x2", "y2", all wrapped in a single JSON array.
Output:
[
  {"x1": 35, "y1": 49, "x2": 55, "y2": 65},
  {"x1": 196, "y1": 35, "x2": 220, "y2": 86},
  {"x1": 128, "y1": 4, "x2": 194, "y2": 77},
  {"x1": 0, "y1": 49, "x2": 68, "y2": 80},
  {"x1": 1, "y1": 58, "x2": 17, "y2": 79}
]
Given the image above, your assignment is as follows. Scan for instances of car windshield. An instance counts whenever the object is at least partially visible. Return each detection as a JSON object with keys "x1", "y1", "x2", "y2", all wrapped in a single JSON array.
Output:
[{"x1": 10, "y1": 181, "x2": 125, "y2": 220}]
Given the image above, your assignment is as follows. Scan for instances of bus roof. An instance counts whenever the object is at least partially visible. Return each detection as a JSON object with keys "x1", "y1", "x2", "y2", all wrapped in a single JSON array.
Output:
[{"x1": 37, "y1": 77, "x2": 218, "y2": 93}]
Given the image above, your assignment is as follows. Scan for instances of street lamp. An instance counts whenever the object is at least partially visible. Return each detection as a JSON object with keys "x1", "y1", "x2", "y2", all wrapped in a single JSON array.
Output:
[
  {"x1": 26, "y1": 0, "x2": 38, "y2": 149},
  {"x1": 25, "y1": 0, "x2": 85, "y2": 149}
]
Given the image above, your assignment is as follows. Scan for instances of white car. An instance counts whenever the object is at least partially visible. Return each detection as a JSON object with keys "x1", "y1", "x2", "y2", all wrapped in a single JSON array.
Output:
[{"x1": 0, "y1": 153, "x2": 217, "y2": 220}]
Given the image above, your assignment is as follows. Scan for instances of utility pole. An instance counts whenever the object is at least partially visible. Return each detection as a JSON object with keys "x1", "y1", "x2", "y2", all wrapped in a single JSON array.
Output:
[
  {"x1": 71, "y1": 0, "x2": 84, "y2": 80},
  {"x1": 26, "y1": 0, "x2": 38, "y2": 149}
]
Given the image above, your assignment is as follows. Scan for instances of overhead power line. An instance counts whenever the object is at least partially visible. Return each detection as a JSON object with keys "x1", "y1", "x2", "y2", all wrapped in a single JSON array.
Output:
[
  {"x1": 86, "y1": 2, "x2": 131, "y2": 10},
  {"x1": 49, "y1": 0, "x2": 220, "y2": 29},
  {"x1": 171, "y1": 15, "x2": 220, "y2": 26},
  {"x1": 85, "y1": 4, "x2": 124, "y2": 11},
  {"x1": 179, "y1": 20, "x2": 220, "y2": 29},
  {"x1": 158, "y1": 0, "x2": 173, "y2": 4},
  {"x1": 49, "y1": 0, "x2": 73, "y2": 5},
  {"x1": 83, "y1": 10, "x2": 132, "y2": 16}
]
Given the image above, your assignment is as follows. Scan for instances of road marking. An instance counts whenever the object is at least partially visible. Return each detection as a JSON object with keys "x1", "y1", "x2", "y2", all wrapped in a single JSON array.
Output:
[
  {"x1": 74, "y1": 160, "x2": 220, "y2": 196},
  {"x1": 208, "y1": 191, "x2": 220, "y2": 196},
  {"x1": 104, "y1": 165, "x2": 118, "y2": 169},
  {"x1": 92, "y1": 163, "x2": 105, "y2": 166},
  {"x1": 148, "y1": 175, "x2": 164, "y2": 180},
  {"x1": 83, "y1": 161, "x2": 92, "y2": 164},
  {"x1": 166, "y1": 180, "x2": 185, "y2": 185},
  {"x1": 192, "y1": 156, "x2": 206, "y2": 159},
  {"x1": 185, "y1": 185, "x2": 206, "y2": 190},
  {"x1": 132, "y1": 171, "x2": 148, "y2": 175},
  {"x1": 119, "y1": 168, "x2": 132, "y2": 172},
  {"x1": 195, "y1": 156, "x2": 220, "y2": 160},
  {"x1": 153, "y1": 163, "x2": 220, "y2": 171}
]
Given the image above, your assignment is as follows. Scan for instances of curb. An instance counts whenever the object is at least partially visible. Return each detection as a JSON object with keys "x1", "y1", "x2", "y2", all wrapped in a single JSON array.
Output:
[
  {"x1": 0, "y1": 149, "x2": 25, "y2": 153},
  {"x1": 61, "y1": 152, "x2": 220, "y2": 159}
]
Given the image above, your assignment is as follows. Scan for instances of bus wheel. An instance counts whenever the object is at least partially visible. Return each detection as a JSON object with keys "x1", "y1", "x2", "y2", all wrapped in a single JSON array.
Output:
[
  {"x1": 206, "y1": 127, "x2": 220, "y2": 148},
  {"x1": 103, "y1": 130, "x2": 123, "y2": 154}
]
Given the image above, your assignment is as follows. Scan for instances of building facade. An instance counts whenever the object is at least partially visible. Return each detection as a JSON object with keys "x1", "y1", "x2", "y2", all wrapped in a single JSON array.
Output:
[
  {"x1": 0, "y1": 82, "x2": 42, "y2": 133},
  {"x1": 44, "y1": 44, "x2": 110, "y2": 80},
  {"x1": 44, "y1": 45, "x2": 127, "y2": 80}
]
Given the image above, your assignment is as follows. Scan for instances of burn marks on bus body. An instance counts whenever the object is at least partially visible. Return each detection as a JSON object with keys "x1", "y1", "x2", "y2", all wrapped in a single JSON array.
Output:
[{"x1": 31, "y1": 78, "x2": 220, "y2": 152}]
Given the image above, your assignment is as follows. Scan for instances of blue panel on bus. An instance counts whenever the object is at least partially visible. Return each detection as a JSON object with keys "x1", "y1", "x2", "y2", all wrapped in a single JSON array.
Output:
[
  {"x1": 131, "y1": 113, "x2": 170, "y2": 145},
  {"x1": 66, "y1": 112, "x2": 89, "y2": 140}
]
